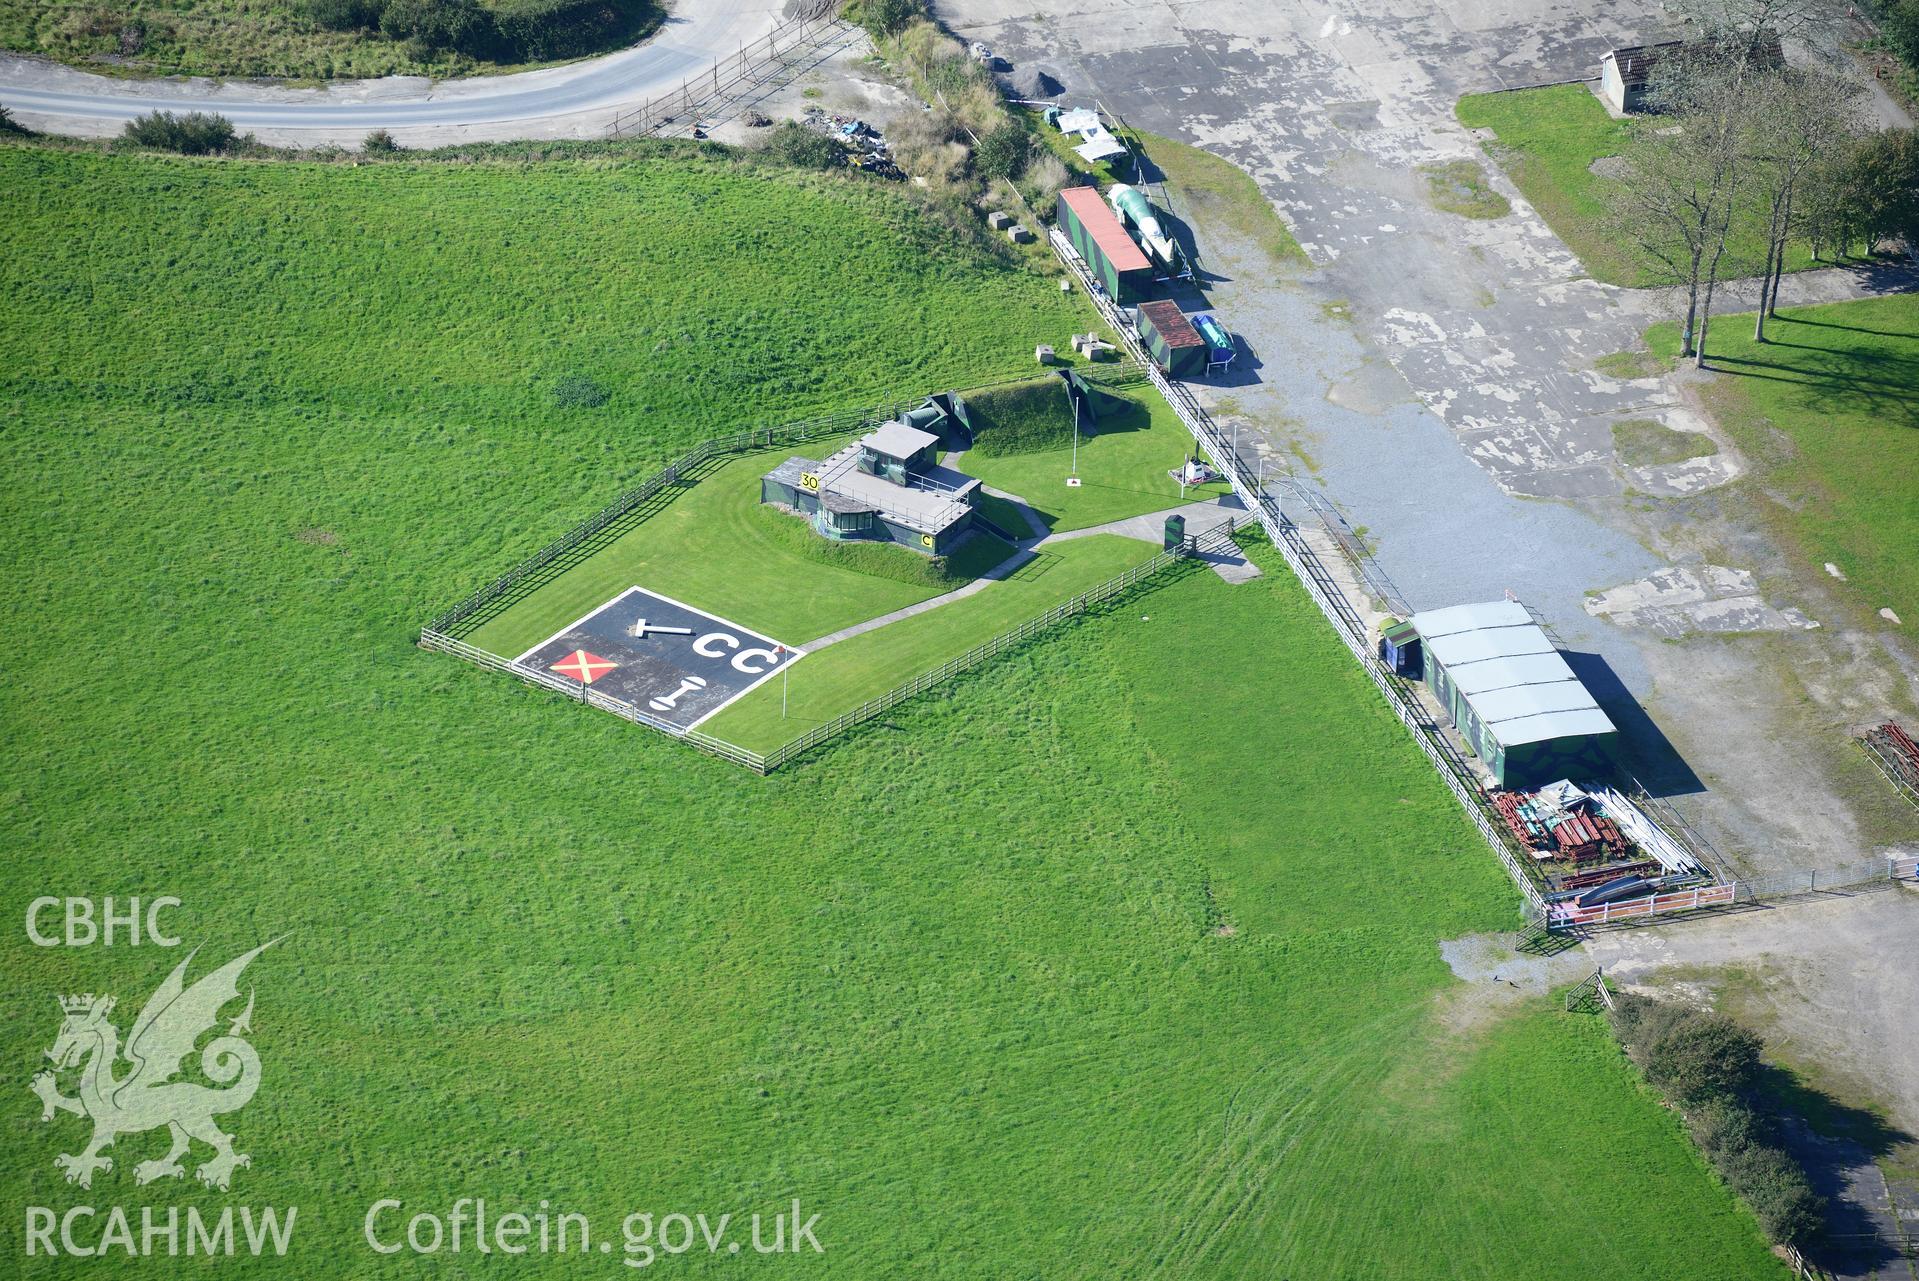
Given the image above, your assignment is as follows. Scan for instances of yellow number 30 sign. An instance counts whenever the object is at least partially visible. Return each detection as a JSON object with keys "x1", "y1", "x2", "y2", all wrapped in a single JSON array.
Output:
[{"x1": 800, "y1": 472, "x2": 821, "y2": 492}]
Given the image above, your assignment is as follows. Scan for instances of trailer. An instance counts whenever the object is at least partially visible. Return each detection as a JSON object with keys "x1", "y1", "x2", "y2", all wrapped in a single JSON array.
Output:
[
  {"x1": 1107, "y1": 183, "x2": 1189, "y2": 280},
  {"x1": 1190, "y1": 312, "x2": 1236, "y2": 373}
]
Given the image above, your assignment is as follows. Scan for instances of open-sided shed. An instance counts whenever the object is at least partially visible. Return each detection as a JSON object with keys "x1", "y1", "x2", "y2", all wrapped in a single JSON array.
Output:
[
  {"x1": 1057, "y1": 186, "x2": 1153, "y2": 303},
  {"x1": 1135, "y1": 300, "x2": 1205, "y2": 377}
]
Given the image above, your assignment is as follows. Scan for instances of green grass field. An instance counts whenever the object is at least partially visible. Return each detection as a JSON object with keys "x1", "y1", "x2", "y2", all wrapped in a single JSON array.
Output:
[
  {"x1": 701, "y1": 534, "x2": 1153, "y2": 751},
  {"x1": 1647, "y1": 294, "x2": 1919, "y2": 621},
  {"x1": 461, "y1": 442, "x2": 1017, "y2": 659},
  {"x1": 0, "y1": 141, "x2": 1789, "y2": 1277},
  {"x1": 1456, "y1": 84, "x2": 1817, "y2": 287},
  {"x1": 0, "y1": 0, "x2": 661, "y2": 80},
  {"x1": 460, "y1": 372, "x2": 1222, "y2": 740},
  {"x1": 960, "y1": 386, "x2": 1230, "y2": 532}
]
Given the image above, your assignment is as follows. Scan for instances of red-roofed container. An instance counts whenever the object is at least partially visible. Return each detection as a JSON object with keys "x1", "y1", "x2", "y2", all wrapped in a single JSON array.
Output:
[{"x1": 1057, "y1": 185, "x2": 1153, "y2": 303}]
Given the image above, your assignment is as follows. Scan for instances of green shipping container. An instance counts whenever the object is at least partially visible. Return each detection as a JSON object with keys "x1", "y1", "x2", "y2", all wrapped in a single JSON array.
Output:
[{"x1": 1057, "y1": 186, "x2": 1153, "y2": 303}]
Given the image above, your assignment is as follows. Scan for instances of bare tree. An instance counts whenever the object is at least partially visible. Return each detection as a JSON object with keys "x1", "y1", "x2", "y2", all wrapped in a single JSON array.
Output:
[
  {"x1": 1612, "y1": 58, "x2": 1753, "y2": 362},
  {"x1": 1745, "y1": 68, "x2": 1869, "y2": 340},
  {"x1": 1663, "y1": 0, "x2": 1818, "y2": 56}
]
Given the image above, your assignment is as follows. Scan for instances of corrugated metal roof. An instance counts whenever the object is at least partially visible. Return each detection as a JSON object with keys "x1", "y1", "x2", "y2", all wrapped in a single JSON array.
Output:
[
  {"x1": 1423, "y1": 626, "x2": 1557, "y2": 668},
  {"x1": 1471, "y1": 682, "x2": 1606, "y2": 724},
  {"x1": 1603, "y1": 41, "x2": 1684, "y2": 83},
  {"x1": 1445, "y1": 651, "x2": 1576, "y2": 696},
  {"x1": 1410, "y1": 599, "x2": 1532, "y2": 638},
  {"x1": 1059, "y1": 186, "x2": 1152, "y2": 272},
  {"x1": 1412, "y1": 598, "x2": 1618, "y2": 749},
  {"x1": 1138, "y1": 300, "x2": 1203, "y2": 348},
  {"x1": 1490, "y1": 708, "x2": 1620, "y2": 747}
]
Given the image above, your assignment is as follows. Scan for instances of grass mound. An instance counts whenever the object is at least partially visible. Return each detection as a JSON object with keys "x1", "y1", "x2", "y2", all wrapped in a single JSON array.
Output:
[
  {"x1": 0, "y1": 0, "x2": 662, "y2": 80},
  {"x1": 750, "y1": 502, "x2": 1016, "y2": 589},
  {"x1": 964, "y1": 377, "x2": 1074, "y2": 456}
]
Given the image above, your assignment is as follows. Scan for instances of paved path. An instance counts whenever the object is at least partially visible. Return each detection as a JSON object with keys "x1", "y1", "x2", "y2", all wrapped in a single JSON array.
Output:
[
  {"x1": 0, "y1": 0, "x2": 786, "y2": 145},
  {"x1": 803, "y1": 493, "x2": 1252, "y2": 650},
  {"x1": 801, "y1": 542, "x2": 1036, "y2": 651}
]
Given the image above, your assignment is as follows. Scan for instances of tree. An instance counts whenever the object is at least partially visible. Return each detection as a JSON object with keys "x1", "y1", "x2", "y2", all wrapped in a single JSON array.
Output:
[
  {"x1": 972, "y1": 121, "x2": 1030, "y2": 182},
  {"x1": 1745, "y1": 68, "x2": 1869, "y2": 340},
  {"x1": 1848, "y1": 127, "x2": 1919, "y2": 252},
  {"x1": 362, "y1": 128, "x2": 400, "y2": 153},
  {"x1": 758, "y1": 122, "x2": 846, "y2": 171},
  {"x1": 120, "y1": 110, "x2": 237, "y2": 155},
  {"x1": 845, "y1": 0, "x2": 923, "y2": 40},
  {"x1": 379, "y1": 0, "x2": 490, "y2": 55},
  {"x1": 1612, "y1": 57, "x2": 1753, "y2": 362},
  {"x1": 1882, "y1": 0, "x2": 1919, "y2": 72},
  {"x1": 1641, "y1": 1012, "x2": 1764, "y2": 1103}
]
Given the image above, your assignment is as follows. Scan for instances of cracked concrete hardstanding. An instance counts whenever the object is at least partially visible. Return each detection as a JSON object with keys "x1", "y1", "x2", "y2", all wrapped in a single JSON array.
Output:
[{"x1": 936, "y1": 0, "x2": 1919, "y2": 877}]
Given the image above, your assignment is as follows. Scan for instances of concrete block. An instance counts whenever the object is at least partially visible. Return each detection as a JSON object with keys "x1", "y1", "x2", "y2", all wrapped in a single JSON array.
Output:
[{"x1": 986, "y1": 210, "x2": 1014, "y2": 230}]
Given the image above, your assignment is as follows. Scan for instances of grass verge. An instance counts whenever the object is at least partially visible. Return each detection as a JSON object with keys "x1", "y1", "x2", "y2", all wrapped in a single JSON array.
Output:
[
  {"x1": 1456, "y1": 84, "x2": 1819, "y2": 287},
  {"x1": 1647, "y1": 294, "x2": 1919, "y2": 622},
  {"x1": 0, "y1": 0, "x2": 662, "y2": 81},
  {"x1": 1134, "y1": 128, "x2": 1307, "y2": 267}
]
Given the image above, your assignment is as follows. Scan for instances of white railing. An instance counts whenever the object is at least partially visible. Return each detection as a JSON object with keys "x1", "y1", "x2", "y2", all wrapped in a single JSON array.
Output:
[{"x1": 1547, "y1": 882, "x2": 1738, "y2": 927}]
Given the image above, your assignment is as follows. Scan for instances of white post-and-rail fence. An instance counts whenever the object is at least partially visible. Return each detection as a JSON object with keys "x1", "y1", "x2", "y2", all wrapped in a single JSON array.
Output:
[
  {"x1": 606, "y1": 3, "x2": 849, "y2": 141},
  {"x1": 1048, "y1": 227, "x2": 1551, "y2": 915},
  {"x1": 422, "y1": 518, "x2": 1242, "y2": 775},
  {"x1": 1548, "y1": 882, "x2": 1739, "y2": 928}
]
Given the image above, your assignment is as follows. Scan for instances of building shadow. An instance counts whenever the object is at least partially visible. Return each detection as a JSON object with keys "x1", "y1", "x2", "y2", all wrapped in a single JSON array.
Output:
[{"x1": 1561, "y1": 649, "x2": 1705, "y2": 798}]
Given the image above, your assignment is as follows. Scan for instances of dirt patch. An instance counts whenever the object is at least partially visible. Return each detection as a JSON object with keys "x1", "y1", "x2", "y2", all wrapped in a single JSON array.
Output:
[
  {"x1": 1431, "y1": 932, "x2": 1590, "y2": 1038},
  {"x1": 1611, "y1": 417, "x2": 1719, "y2": 468},
  {"x1": 1588, "y1": 154, "x2": 1630, "y2": 180},
  {"x1": 1417, "y1": 158, "x2": 1512, "y2": 219},
  {"x1": 295, "y1": 527, "x2": 340, "y2": 546}
]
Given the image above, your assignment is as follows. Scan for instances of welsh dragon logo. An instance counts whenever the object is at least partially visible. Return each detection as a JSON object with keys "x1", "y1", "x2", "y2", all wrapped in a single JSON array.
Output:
[{"x1": 31, "y1": 940, "x2": 278, "y2": 1191}]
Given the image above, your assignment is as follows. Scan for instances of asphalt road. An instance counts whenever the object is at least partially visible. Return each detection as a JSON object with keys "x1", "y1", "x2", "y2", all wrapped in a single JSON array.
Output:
[{"x1": 0, "y1": 0, "x2": 784, "y2": 141}]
